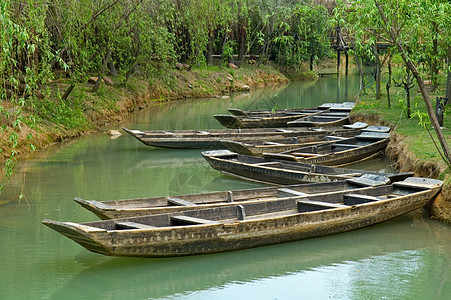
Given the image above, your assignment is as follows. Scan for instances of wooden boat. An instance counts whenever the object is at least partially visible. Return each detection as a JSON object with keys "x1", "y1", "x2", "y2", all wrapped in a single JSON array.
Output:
[
  {"x1": 214, "y1": 109, "x2": 323, "y2": 129},
  {"x1": 74, "y1": 174, "x2": 395, "y2": 219},
  {"x1": 201, "y1": 150, "x2": 413, "y2": 185},
  {"x1": 221, "y1": 126, "x2": 390, "y2": 156},
  {"x1": 122, "y1": 122, "x2": 368, "y2": 149},
  {"x1": 52, "y1": 215, "x2": 437, "y2": 299},
  {"x1": 262, "y1": 131, "x2": 390, "y2": 167},
  {"x1": 287, "y1": 111, "x2": 350, "y2": 127},
  {"x1": 228, "y1": 102, "x2": 355, "y2": 117},
  {"x1": 42, "y1": 177, "x2": 442, "y2": 257}
]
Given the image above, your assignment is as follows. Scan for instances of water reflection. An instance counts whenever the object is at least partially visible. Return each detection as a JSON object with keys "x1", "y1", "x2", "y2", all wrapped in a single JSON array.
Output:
[{"x1": 49, "y1": 212, "x2": 450, "y2": 300}]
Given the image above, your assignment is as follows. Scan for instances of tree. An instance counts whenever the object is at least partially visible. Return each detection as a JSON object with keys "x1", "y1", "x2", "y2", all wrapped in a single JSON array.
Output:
[{"x1": 335, "y1": 0, "x2": 451, "y2": 165}]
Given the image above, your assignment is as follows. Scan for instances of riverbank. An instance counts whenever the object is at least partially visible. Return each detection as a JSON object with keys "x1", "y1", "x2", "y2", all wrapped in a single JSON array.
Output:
[
  {"x1": 351, "y1": 87, "x2": 451, "y2": 224},
  {"x1": 0, "y1": 64, "x2": 293, "y2": 166}
]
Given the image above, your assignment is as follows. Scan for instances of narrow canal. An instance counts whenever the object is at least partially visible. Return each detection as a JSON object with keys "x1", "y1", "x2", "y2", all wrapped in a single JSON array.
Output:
[{"x1": 1, "y1": 71, "x2": 449, "y2": 299}]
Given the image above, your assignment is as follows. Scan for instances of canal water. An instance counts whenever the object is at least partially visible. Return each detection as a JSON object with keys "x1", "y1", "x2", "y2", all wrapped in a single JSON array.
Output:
[{"x1": 0, "y1": 72, "x2": 450, "y2": 299}]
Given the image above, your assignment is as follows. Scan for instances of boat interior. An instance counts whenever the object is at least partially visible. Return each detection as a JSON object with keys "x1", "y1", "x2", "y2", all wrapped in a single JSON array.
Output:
[{"x1": 79, "y1": 182, "x2": 430, "y2": 231}]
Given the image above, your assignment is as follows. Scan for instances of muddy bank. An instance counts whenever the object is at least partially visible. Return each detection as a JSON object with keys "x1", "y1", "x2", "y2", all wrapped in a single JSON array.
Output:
[{"x1": 351, "y1": 113, "x2": 451, "y2": 224}]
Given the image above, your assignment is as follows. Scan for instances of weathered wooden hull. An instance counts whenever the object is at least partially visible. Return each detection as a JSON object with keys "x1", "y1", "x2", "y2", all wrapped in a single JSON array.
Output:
[
  {"x1": 202, "y1": 150, "x2": 412, "y2": 185},
  {"x1": 287, "y1": 112, "x2": 350, "y2": 127},
  {"x1": 74, "y1": 176, "x2": 394, "y2": 219},
  {"x1": 227, "y1": 102, "x2": 355, "y2": 116},
  {"x1": 263, "y1": 133, "x2": 390, "y2": 167},
  {"x1": 221, "y1": 127, "x2": 389, "y2": 157},
  {"x1": 220, "y1": 139, "x2": 330, "y2": 156},
  {"x1": 42, "y1": 178, "x2": 442, "y2": 257},
  {"x1": 214, "y1": 111, "x2": 317, "y2": 129},
  {"x1": 122, "y1": 125, "x2": 367, "y2": 149}
]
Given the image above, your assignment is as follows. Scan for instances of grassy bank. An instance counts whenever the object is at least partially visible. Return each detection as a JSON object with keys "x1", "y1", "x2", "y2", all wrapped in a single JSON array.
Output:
[
  {"x1": 350, "y1": 83, "x2": 451, "y2": 224},
  {"x1": 0, "y1": 64, "x2": 291, "y2": 166}
]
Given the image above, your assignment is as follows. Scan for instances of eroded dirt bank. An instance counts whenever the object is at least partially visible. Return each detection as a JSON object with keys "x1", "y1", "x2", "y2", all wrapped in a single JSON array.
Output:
[{"x1": 351, "y1": 113, "x2": 451, "y2": 224}]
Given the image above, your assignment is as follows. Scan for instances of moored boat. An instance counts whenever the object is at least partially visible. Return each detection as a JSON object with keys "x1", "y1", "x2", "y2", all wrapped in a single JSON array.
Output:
[
  {"x1": 42, "y1": 177, "x2": 442, "y2": 257},
  {"x1": 287, "y1": 111, "x2": 350, "y2": 127},
  {"x1": 214, "y1": 109, "x2": 322, "y2": 129},
  {"x1": 122, "y1": 122, "x2": 368, "y2": 149},
  {"x1": 221, "y1": 125, "x2": 390, "y2": 156},
  {"x1": 262, "y1": 131, "x2": 390, "y2": 167},
  {"x1": 227, "y1": 102, "x2": 355, "y2": 117},
  {"x1": 74, "y1": 174, "x2": 394, "y2": 219},
  {"x1": 201, "y1": 150, "x2": 413, "y2": 185}
]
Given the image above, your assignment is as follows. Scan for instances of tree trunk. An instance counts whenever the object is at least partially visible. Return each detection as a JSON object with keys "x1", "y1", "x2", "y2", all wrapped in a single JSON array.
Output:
[
  {"x1": 372, "y1": 43, "x2": 381, "y2": 99},
  {"x1": 123, "y1": 63, "x2": 137, "y2": 85},
  {"x1": 310, "y1": 54, "x2": 314, "y2": 71},
  {"x1": 108, "y1": 59, "x2": 117, "y2": 76},
  {"x1": 405, "y1": 82, "x2": 411, "y2": 118},
  {"x1": 446, "y1": 52, "x2": 451, "y2": 102},
  {"x1": 92, "y1": 47, "x2": 111, "y2": 93},
  {"x1": 62, "y1": 84, "x2": 75, "y2": 101},
  {"x1": 386, "y1": 55, "x2": 392, "y2": 107},
  {"x1": 206, "y1": 34, "x2": 213, "y2": 65},
  {"x1": 430, "y1": 22, "x2": 439, "y2": 92},
  {"x1": 238, "y1": 24, "x2": 246, "y2": 63}
]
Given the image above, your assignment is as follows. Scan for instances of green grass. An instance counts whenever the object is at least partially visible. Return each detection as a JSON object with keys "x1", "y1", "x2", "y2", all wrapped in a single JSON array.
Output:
[{"x1": 353, "y1": 83, "x2": 451, "y2": 168}]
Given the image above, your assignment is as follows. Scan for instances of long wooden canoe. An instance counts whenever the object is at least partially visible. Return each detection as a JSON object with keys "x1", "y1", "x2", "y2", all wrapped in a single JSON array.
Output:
[
  {"x1": 287, "y1": 111, "x2": 350, "y2": 127},
  {"x1": 227, "y1": 102, "x2": 355, "y2": 117},
  {"x1": 221, "y1": 125, "x2": 390, "y2": 156},
  {"x1": 201, "y1": 150, "x2": 413, "y2": 185},
  {"x1": 122, "y1": 122, "x2": 368, "y2": 149},
  {"x1": 262, "y1": 131, "x2": 390, "y2": 167},
  {"x1": 74, "y1": 174, "x2": 395, "y2": 219},
  {"x1": 214, "y1": 109, "x2": 323, "y2": 129},
  {"x1": 42, "y1": 177, "x2": 442, "y2": 257}
]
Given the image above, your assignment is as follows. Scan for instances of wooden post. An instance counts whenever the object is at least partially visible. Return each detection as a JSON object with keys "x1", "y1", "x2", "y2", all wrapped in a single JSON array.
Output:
[
  {"x1": 337, "y1": 49, "x2": 341, "y2": 76},
  {"x1": 345, "y1": 50, "x2": 349, "y2": 76},
  {"x1": 436, "y1": 97, "x2": 448, "y2": 127}
]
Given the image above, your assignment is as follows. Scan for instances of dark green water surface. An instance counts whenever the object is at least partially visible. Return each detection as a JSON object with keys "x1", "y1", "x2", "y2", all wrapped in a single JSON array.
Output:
[{"x1": 1, "y1": 73, "x2": 450, "y2": 299}]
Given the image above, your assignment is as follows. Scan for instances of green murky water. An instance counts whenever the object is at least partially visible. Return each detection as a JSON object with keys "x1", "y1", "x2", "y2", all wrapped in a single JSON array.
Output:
[{"x1": 1, "y1": 72, "x2": 450, "y2": 299}]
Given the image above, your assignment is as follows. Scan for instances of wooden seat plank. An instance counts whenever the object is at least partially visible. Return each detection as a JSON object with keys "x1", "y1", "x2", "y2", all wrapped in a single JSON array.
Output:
[
  {"x1": 297, "y1": 199, "x2": 347, "y2": 212},
  {"x1": 167, "y1": 197, "x2": 197, "y2": 206},
  {"x1": 343, "y1": 193, "x2": 381, "y2": 205},
  {"x1": 277, "y1": 188, "x2": 309, "y2": 197},
  {"x1": 116, "y1": 221, "x2": 157, "y2": 230},
  {"x1": 171, "y1": 215, "x2": 220, "y2": 225}
]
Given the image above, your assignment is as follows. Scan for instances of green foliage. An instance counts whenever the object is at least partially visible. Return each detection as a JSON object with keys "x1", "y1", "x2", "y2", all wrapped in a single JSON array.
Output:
[
  {"x1": 249, "y1": 1, "x2": 332, "y2": 69},
  {"x1": 0, "y1": 1, "x2": 52, "y2": 190},
  {"x1": 222, "y1": 40, "x2": 237, "y2": 64},
  {"x1": 1, "y1": 0, "x2": 337, "y2": 190}
]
